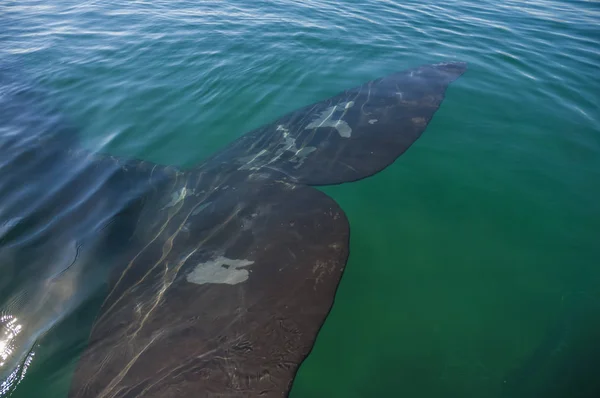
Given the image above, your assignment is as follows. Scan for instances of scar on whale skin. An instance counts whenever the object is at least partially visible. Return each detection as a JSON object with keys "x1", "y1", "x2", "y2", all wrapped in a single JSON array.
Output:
[
  {"x1": 186, "y1": 256, "x2": 253, "y2": 285},
  {"x1": 305, "y1": 100, "x2": 354, "y2": 138},
  {"x1": 239, "y1": 124, "x2": 317, "y2": 171}
]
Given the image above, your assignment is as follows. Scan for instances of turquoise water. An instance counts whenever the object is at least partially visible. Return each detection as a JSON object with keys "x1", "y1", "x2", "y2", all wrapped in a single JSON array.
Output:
[{"x1": 1, "y1": 0, "x2": 600, "y2": 396}]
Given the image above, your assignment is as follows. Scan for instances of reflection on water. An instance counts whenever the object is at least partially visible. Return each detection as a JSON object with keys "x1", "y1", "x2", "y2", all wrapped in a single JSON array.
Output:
[
  {"x1": 0, "y1": 315, "x2": 34, "y2": 397},
  {"x1": 0, "y1": 241, "x2": 82, "y2": 389},
  {"x1": 0, "y1": 315, "x2": 34, "y2": 396},
  {"x1": 0, "y1": 314, "x2": 21, "y2": 367}
]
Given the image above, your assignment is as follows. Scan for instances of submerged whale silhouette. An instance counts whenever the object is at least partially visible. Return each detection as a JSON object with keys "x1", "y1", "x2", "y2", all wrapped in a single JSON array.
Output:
[{"x1": 0, "y1": 62, "x2": 466, "y2": 397}]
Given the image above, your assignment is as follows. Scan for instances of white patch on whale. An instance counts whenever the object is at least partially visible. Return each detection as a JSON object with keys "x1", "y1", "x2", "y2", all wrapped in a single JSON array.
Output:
[
  {"x1": 186, "y1": 256, "x2": 254, "y2": 285},
  {"x1": 240, "y1": 124, "x2": 317, "y2": 171},
  {"x1": 305, "y1": 101, "x2": 354, "y2": 138},
  {"x1": 162, "y1": 187, "x2": 188, "y2": 209},
  {"x1": 277, "y1": 125, "x2": 317, "y2": 166}
]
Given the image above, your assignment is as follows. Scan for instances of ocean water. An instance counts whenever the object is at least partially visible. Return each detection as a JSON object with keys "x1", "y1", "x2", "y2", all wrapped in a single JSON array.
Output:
[{"x1": 1, "y1": 0, "x2": 599, "y2": 397}]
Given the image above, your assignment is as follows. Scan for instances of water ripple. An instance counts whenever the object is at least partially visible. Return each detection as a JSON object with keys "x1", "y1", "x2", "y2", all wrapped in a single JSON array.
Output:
[{"x1": 1, "y1": 0, "x2": 599, "y2": 396}]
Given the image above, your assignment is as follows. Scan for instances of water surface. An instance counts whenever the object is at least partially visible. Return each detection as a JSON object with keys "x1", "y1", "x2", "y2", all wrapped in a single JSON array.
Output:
[{"x1": 1, "y1": 0, "x2": 599, "y2": 396}]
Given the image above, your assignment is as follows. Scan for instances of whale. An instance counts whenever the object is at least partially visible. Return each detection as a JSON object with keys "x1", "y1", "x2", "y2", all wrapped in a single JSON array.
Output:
[{"x1": 0, "y1": 62, "x2": 467, "y2": 397}]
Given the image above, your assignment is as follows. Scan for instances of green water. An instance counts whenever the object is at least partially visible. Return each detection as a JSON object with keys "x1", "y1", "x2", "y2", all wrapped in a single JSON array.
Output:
[{"x1": 2, "y1": 0, "x2": 600, "y2": 396}]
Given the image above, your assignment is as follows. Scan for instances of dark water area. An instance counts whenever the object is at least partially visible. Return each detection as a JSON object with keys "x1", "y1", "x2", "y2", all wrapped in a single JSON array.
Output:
[{"x1": 1, "y1": 0, "x2": 599, "y2": 397}]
